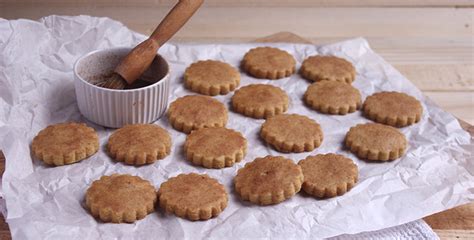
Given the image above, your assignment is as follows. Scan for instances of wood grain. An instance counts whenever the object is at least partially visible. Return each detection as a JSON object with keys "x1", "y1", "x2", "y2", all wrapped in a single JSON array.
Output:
[
  {"x1": 0, "y1": 6, "x2": 472, "y2": 38},
  {"x1": 1, "y1": 7, "x2": 472, "y2": 39},
  {"x1": 396, "y1": 64, "x2": 473, "y2": 91},
  {"x1": 427, "y1": 202, "x2": 474, "y2": 239},
  {"x1": 2, "y1": 0, "x2": 473, "y2": 7},
  {"x1": 424, "y1": 92, "x2": 474, "y2": 125},
  {"x1": 0, "y1": 153, "x2": 9, "y2": 240},
  {"x1": 434, "y1": 230, "x2": 474, "y2": 239},
  {"x1": 425, "y1": 203, "x2": 474, "y2": 229}
]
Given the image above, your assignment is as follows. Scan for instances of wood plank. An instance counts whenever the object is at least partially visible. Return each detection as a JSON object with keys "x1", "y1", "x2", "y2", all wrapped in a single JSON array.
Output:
[
  {"x1": 425, "y1": 203, "x2": 474, "y2": 229},
  {"x1": 2, "y1": 0, "x2": 473, "y2": 8},
  {"x1": 1, "y1": 7, "x2": 471, "y2": 38},
  {"x1": 424, "y1": 91, "x2": 474, "y2": 125},
  {"x1": 0, "y1": 153, "x2": 10, "y2": 240},
  {"x1": 434, "y1": 230, "x2": 474, "y2": 240},
  {"x1": 395, "y1": 64, "x2": 473, "y2": 91}
]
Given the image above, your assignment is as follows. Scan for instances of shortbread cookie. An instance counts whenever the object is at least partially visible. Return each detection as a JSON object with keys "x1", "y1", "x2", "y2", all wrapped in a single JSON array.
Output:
[
  {"x1": 185, "y1": 127, "x2": 247, "y2": 168},
  {"x1": 260, "y1": 114, "x2": 323, "y2": 153},
  {"x1": 242, "y1": 47, "x2": 296, "y2": 79},
  {"x1": 300, "y1": 55, "x2": 356, "y2": 83},
  {"x1": 298, "y1": 154, "x2": 358, "y2": 198},
  {"x1": 184, "y1": 60, "x2": 240, "y2": 96},
  {"x1": 86, "y1": 174, "x2": 157, "y2": 223},
  {"x1": 234, "y1": 156, "x2": 303, "y2": 205},
  {"x1": 31, "y1": 122, "x2": 99, "y2": 166},
  {"x1": 168, "y1": 95, "x2": 228, "y2": 133},
  {"x1": 107, "y1": 124, "x2": 172, "y2": 165},
  {"x1": 345, "y1": 123, "x2": 407, "y2": 161},
  {"x1": 304, "y1": 81, "x2": 361, "y2": 115},
  {"x1": 363, "y1": 91, "x2": 423, "y2": 127},
  {"x1": 158, "y1": 173, "x2": 228, "y2": 221},
  {"x1": 232, "y1": 84, "x2": 289, "y2": 119}
]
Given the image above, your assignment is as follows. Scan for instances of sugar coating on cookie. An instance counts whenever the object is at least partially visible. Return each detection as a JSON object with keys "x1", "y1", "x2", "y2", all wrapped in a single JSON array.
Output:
[
  {"x1": 304, "y1": 81, "x2": 361, "y2": 115},
  {"x1": 345, "y1": 123, "x2": 407, "y2": 161},
  {"x1": 168, "y1": 95, "x2": 228, "y2": 134},
  {"x1": 185, "y1": 127, "x2": 247, "y2": 168},
  {"x1": 298, "y1": 153, "x2": 358, "y2": 198},
  {"x1": 31, "y1": 122, "x2": 99, "y2": 166},
  {"x1": 300, "y1": 55, "x2": 355, "y2": 83},
  {"x1": 234, "y1": 156, "x2": 303, "y2": 205},
  {"x1": 363, "y1": 91, "x2": 423, "y2": 127},
  {"x1": 184, "y1": 60, "x2": 240, "y2": 96},
  {"x1": 107, "y1": 124, "x2": 172, "y2": 165},
  {"x1": 232, "y1": 84, "x2": 289, "y2": 119},
  {"x1": 242, "y1": 47, "x2": 296, "y2": 79},
  {"x1": 260, "y1": 114, "x2": 323, "y2": 153},
  {"x1": 86, "y1": 174, "x2": 157, "y2": 223},
  {"x1": 158, "y1": 173, "x2": 228, "y2": 221}
]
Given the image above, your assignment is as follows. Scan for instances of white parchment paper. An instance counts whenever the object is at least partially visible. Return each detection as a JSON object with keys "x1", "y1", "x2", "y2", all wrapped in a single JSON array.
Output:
[{"x1": 0, "y1": 15, "x2": 472, "y2": 240}]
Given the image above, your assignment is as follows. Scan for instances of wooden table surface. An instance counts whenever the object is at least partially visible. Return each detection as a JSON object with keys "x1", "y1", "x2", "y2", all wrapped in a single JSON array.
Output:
[{"x1": 0, "y1": 1, "x2": 473, "y2": 239}]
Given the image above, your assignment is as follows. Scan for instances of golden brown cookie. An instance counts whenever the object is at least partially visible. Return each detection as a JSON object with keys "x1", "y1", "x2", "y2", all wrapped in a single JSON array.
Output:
[
  {"x1": 231, "y1": 84, "x2": 289, "y2": 119},
  {"x1": 168, "y1": 95, "x2": 228, "y2": 134},
  {"x1": 184, "y1": 60, "x2": 240, "y2": 96},
  {"x1": 260, "y1": 114, "x2": 323, "y2": 153},
  {"x1": 234, "y1": 156, "x2": 303, "y2": 205},
  {"x1": 300, "y1": 55, "x2": 356, "y2": 83},
  {"x1": 31, "y1": 122, "x2": 99, "y2": 166},
  {"x1": 86, "y1": 174, "x2": 157, "y2": 223},
  {"x1": 345, "y1": 123, "x2": 407, "y2": 161},
  {"x1": 242, "y1": 47, "x2": 296, "y2": 79},
  {"x1": 158, "y1": 173, "x2": 228, "y2": 221},
  {"x1": 298, "y1": 153, "x2": 358, "y2": 198},
  {"x1": 107, "y1": 124, "x2": 172, "y2": 165},
  {"x1": 184, "y1": 127, "x2": 247, "y2": 168},
  {"x1": 304, "y1": 81, "x2": 361, "y2": 115},
  {"x1": 363, "y1": 91, "x2": 423, "y2": 127}
]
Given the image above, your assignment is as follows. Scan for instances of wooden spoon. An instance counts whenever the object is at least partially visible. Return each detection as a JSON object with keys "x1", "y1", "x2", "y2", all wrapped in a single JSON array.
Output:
[{"x1": 101, "y1": 0, "x2": 204, "y2": 89}]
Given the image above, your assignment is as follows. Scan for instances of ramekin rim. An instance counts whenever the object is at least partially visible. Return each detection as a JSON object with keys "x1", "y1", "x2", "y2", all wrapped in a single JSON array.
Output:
[{"x1": 73, "y1": 47, "x2": 170, "y2": 93}]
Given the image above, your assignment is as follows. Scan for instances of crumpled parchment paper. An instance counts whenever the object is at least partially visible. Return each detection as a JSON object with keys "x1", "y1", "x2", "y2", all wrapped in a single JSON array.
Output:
[{"x1": 0, "y1": 15, "x2": 472, "y2": 240}]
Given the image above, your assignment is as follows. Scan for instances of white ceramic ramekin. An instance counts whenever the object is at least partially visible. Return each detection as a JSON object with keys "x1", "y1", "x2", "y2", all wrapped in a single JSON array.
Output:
[{"x1": 74, "y1": 47, "x2": 170, "y2": 128}]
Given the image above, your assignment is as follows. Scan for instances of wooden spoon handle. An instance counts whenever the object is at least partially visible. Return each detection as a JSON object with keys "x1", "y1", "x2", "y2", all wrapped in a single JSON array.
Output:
[{"x1": 150, "y1": 0, "x2": 204, "y2": 46}]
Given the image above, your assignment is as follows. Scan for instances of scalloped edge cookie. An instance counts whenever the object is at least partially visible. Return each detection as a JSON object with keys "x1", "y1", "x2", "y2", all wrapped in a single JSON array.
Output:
[
  {"x1": 86, "y1": 174, "x2": 157, "y2": 223},
  {"x1": 184, "y1": 60, "x2": 240, "y2": 96},
  {"x1": 231, "y1": 84, "x2": 289, "y2": 119},
  {"x1": 31, "y1": 122, "x2": 99, "y2": 166},
  {"x1": 300, "y1": 55, "x2": 356, "y2": 83},
  {"x1": 298, "y1": 153, "x2": 358, "y2": 198},
  {"x1": 184, "y1": 127, "x2": 247, "y2": 168},
  {"x1": 234, "y1": 156, "x2": 304, "y2": 205},
  {"x1": 167, "y1": 95, "x2": 228, "y2": 134},
  {"x1": 107, "y1": 124, "x2": 172, "y2": 165},
  {"x1": 260, "y1": 114, "x2": 323, "y2": 153},
  {"x1": 345, "y1": 123, "x2": 407, "y2": 161},
  {"x1": 304, "y1": 81, "x2": 361, "y2": 115},
  {"x1": 241, "y1": 47, "x2": 296, "y2": 79},
  {"x1": 158, "y1": 173, "x2": 228, "y2": 221},
  {"x1": 363, "y1": 91, "x2": 423, "y2": 127}
]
